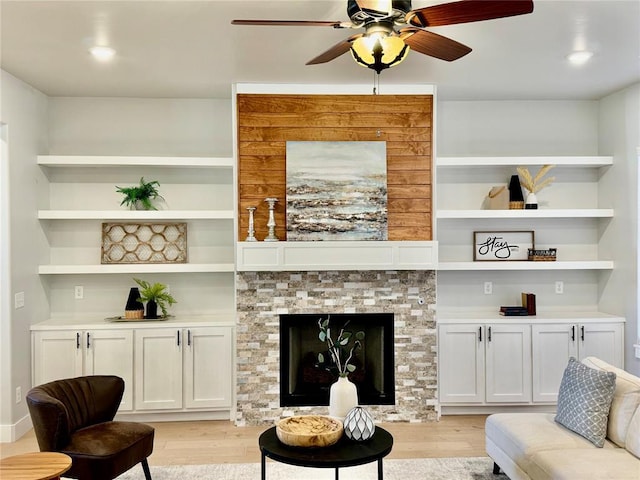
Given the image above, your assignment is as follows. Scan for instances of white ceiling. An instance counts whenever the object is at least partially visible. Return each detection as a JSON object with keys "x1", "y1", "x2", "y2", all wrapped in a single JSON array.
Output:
[{"x1": 1, "y1": 0, "x2": 639, "y2": 100}]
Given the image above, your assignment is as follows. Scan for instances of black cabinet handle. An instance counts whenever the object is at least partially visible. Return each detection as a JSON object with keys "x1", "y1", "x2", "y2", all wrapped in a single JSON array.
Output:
[
  {"x1": 571, "y1": 325, "x2": 575, "y2": 342},
  {"x1": 478, "y1": 326, "x2": 482, "y2": 342},
  {"x1": 76, "y1": 332, "x2": 80, "y2": 349},
  {"x1": 581, "y1": 326, "x2": 585, "y2": 342},
  {"x1": 177, "y1": 330, "x2": 181, "y2": 347},
  {"x1": 488, "y1": 326, "x2": 492, "y2": 342},
  {"x1": 187, "y1": 330, "x2": 192, "y2": 347},
  {"x1": 86, "y1": 332, "x2": 91, "y2": 349}
]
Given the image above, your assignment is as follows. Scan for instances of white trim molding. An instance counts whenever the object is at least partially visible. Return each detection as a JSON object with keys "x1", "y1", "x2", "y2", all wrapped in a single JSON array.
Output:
[{"x1": 236, "y1": 241, "x2": 438, "y2": 271}]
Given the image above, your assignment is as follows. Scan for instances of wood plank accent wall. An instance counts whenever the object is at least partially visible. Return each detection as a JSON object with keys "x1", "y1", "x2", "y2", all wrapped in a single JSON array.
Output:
[{"x1": 237, "y1": 94, "x2": 432, "y2": 241}]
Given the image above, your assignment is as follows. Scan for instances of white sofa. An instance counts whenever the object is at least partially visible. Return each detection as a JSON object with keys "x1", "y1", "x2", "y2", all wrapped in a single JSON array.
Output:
[{"x1": 485, "y1": 357, "x2": 640, "y2": 480}]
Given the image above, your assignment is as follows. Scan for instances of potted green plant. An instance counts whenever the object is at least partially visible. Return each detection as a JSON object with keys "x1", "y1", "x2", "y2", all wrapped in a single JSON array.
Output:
[
  {"x1": 116, "y1": 177, "x2": 164, "y2": 210},
  {"x1": 133, "y1": 278, "x2": 177, "y2": 319}
]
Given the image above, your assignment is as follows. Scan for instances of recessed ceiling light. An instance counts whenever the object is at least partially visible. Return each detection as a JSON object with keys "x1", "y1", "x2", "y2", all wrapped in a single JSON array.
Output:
[
  {"x1": 567, "y1": 50, "x2": 593, "y2": 66},
  {"x1": 89, "y1": 46, "x2": 116, "y2": 61}
]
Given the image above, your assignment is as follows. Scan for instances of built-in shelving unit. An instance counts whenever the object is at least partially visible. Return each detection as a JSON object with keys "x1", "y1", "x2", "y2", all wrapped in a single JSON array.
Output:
[
  {"x1": 435, "y1": 154, "x2": 619, "y2": 310},
  {"x1": 36, "y1": 154, "x2": 236, "y2": 316},
  {"x1": 435, "y1": 155, "x2": 624, "y2": 412},
  {"x1": 436, "y1": 155, "x2": 615, "y2": 270}
]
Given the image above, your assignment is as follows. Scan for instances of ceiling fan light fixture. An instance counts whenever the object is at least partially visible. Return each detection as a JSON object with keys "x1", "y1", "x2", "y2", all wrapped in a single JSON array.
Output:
[
  {"x1": 567, "y1": 50, "x2": 593, "y2": 66},
  {"x1": 351, "y1": 32, "x2": 409, "y2": 73},
  {"x1": 89, "y1": 46, "x2": 116, "y2": 62}
]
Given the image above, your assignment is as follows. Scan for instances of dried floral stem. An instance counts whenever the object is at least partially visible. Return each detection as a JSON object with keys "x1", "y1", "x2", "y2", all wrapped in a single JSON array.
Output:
[{"x1": 517, "y1": 165, "x2": 555, "y2": 194}]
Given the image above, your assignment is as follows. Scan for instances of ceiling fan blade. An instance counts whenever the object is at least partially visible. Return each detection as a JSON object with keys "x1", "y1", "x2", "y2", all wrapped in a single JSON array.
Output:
[
  {"x1": 306, "y1": 34, "x2": 363, "y2": 65},
  {"x1": 407, "y1": 0, "x2": 533, "y2": 28},
  {"x1": 231, "y1": 19, "x2": 343, "y2": 27},
  {"x1": 400, "y1": 28, "x2": 472, "y2": 61},
  {"x1": 355, "y1": 0, "x2": 392, "y2": 15}
]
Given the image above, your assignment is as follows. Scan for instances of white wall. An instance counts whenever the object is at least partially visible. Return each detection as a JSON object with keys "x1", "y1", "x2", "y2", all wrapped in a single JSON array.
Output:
[
  {"x1": 0, "y1": 70, "x2": 49, "y2": 441},
  {"x1": 437, "y1": 100, "x2": 599, "y2": 155},
  {"x1": 598, "y1": 83, "x2": 640, "y2": 376},
  {"x1": 48, "y1": 97, "x2": 232, "y2": 156}
]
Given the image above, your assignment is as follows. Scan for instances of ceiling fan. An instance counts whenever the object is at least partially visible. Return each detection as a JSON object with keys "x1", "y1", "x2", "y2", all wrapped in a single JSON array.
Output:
[{"x1": 232, "y1": 0, "x2": 534, "y2": 74}]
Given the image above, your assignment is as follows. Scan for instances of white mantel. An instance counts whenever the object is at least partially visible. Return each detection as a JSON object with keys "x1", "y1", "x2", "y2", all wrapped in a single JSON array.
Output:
[{"x1": 236, "y1": 241, "x2": 438, "y2": 271}]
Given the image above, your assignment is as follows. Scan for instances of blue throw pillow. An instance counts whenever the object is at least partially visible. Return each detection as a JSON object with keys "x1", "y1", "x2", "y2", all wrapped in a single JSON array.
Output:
[{"x1": 555, "y1": 357, "x2": 617, "y2": 447}]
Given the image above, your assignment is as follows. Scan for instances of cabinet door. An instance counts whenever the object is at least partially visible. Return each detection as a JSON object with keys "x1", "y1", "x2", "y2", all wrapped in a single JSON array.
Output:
[
  {"x1": 438, "y1": 325, "x2": 484, "y2": 403},
  {"x1": 134, "y1": 328, "x2": 183, "y2": 410},
  {"x1": 531, "y1": 323, "x2": 578, "y2": 402},
  {"x1": 32, "y1": 330, "x2": 83, "y2": 386},
  {"x1": 579, "y1": 323, "x2": 624, "y2": 367},
  {"x1": 184, "y1": 327, "x2": 233, "y2": 409},
  {"x1": 485, "y1": 324, "x2": 531, "y2": 403},
  {"x1": 85, "y1": 329, "x2": 134, "y2": 411}
]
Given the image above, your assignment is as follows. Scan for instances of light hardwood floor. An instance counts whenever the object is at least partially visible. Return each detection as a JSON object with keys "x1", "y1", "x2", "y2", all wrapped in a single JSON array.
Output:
[{"x1": 0, "y1": 416, "x2": 488, "y2": 466}]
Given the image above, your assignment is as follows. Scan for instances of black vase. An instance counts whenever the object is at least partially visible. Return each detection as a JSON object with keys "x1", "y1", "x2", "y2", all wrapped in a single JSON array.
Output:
[
  {"x1": 125, "y1": 287, "x2": 144, "y2": 319},
  {"x1": 146, "y1": 300, "x2": 158, "y2": 319}
]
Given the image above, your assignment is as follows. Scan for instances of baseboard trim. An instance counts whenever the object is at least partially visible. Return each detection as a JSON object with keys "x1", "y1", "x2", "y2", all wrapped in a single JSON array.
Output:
[
  {"x1": 0, "y1": 413, "x2": 32, "y2": 442},
  {"x1": 441, "y1": 405, "x2": 556, "y2": 415}
]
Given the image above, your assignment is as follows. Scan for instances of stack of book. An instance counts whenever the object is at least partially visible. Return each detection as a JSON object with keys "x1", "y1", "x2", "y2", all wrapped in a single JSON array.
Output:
[
  {"x1": 521, "y1": 292, "x2": 537, "y2": 315},
  {"x1": 499, "y1": 306, "x2": 529, "y2": 316}
]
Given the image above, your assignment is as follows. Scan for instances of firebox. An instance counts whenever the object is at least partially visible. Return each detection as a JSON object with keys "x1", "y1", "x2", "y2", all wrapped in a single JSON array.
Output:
[{"x1": 280, "y1": 313, "x2": 395, "y2": 407}]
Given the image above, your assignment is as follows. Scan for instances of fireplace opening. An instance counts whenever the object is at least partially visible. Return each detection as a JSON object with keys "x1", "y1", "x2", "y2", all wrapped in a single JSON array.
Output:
[{"x1": 280, "y1": 313, "x2": 395, "y2": 407}]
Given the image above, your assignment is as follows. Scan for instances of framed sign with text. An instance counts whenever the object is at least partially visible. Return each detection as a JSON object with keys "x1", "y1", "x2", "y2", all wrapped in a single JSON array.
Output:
[{"x1": 473, "y1": 231, "x2": 534, "y2": 261}]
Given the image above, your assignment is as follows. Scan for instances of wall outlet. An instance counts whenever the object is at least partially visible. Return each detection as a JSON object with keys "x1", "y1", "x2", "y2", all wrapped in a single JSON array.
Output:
[
  {"x1": 15, "y1": 386, "x2": 21, "y2": 404},
  {"x1": 74, "y1": 285, "x2": 84, "y2": 299},
  {"x1": 484, "y1": 281, "x2": 493, "y2": 295},
  {"x1": 14, "y1": 292, "x2": 25, "y2": 309},
  {"x1": 555, "y1": 281, "x2": 564, "y2": 294}
]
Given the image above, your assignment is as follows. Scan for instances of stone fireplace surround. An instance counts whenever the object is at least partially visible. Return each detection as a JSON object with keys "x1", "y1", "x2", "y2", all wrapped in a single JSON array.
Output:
[{"x1": 235, "y1": 269, "x2": 437, "y2": 426}]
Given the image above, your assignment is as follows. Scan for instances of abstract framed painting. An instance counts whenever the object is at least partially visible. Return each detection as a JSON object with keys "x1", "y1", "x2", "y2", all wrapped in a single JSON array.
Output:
[{"x1": 286, "y1": 141, "x2": 387, "y2": 241}]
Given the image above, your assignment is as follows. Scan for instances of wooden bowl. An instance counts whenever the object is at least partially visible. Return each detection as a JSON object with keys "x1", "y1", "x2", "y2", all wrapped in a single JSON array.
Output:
[{"x1": 276, "y1": 415, "x2": 343, "y2": 448}]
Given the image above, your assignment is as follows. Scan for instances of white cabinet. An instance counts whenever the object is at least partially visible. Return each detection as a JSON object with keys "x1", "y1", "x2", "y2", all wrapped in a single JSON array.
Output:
[
  {"x1": 134, "y1": 328, "x2": 183, "y2": 410},
  {"x1": 439, "y1": 316, "x2": 624, "y2": 409},
  {"x1": 439, "y1": 324, "x2": 484, "y2": 403},
  {"x1": 32, "y1": 328, "x2": 134, "y2": 411},
  {"x1": 532, "y1": 322, "x2": 624, "y2": 402},
  {"x1": 438, "y1": 323, "x2": 531, "y2": 404},
  {"x1": 485, "y1": 324, "x2": 532, "y2": 403},
  {"x1": 183, "y1": 327, "x2": 233, "y2": 409},
  {"x1": 32, "y1": 319, "x2": 234, "y2": 417},
  {"x1": 134, "y1": 325, "x2": 234, "y2": 411}
]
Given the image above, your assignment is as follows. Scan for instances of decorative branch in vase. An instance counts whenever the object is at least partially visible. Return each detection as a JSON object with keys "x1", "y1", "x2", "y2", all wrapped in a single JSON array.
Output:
[
  {"x1": 317, "y1": 316, "x2": 364, "y2": 377},
  {"x1": 317, "y1": 316, "x2": 365, "y2": 419},
  {"x1": 516, "y1": 165, "x2": 555, "y2": 209}
]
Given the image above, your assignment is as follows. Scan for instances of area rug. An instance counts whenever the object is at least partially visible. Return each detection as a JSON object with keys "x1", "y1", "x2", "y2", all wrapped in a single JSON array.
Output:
[{"x1": 113, "y1": 457, "x2": 507, "y2": 480}]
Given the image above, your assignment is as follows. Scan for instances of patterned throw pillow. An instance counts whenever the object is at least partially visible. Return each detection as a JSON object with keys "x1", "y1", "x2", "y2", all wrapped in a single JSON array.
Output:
[{"x1": 555, "y1": 357, "x2": 617, "y2": 447}]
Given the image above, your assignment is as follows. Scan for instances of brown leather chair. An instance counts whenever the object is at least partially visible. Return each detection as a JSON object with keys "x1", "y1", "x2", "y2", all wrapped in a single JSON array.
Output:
[{"x1": 26, "y1": 375, "x2": 154, "y2": 480}]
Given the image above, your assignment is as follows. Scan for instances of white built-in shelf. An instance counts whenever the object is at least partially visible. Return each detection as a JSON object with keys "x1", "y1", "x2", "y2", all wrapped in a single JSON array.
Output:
[
  {"x1": 436, "y1": 156, "x2": 613, "y2": 168},
  {"x1": 38, "y1": 263, "x2": 235, "y2": 275},
  {"x1": 37, "y1": 155, "x2": 233, "y2": 168},
  {"x1": 437, "y1": 209, "x2": 614, "y2": 219},
  {"x1": 437, "y1": 261, "x2": 614, "y2": 271},
  {"x1": 38, "y1": 210, "x2": 234, "y2": 220}
]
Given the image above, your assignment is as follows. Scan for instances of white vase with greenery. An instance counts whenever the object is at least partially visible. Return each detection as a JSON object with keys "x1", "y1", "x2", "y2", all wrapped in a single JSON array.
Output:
[
  {"x1": 329, "y1": 375, "x2": 358, "y2": 418},
  {"x1": 317, "y1": 316, "x2": 364, "y2": 419}
]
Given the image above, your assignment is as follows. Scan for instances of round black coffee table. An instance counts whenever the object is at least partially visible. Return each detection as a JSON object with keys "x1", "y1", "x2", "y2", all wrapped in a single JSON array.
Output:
[{"x1": 259, "y1": 425, "x2": 393, "y2": 480}]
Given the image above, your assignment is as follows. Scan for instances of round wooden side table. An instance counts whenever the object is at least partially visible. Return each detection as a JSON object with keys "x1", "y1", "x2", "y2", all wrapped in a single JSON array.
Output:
[{"x1": 0, "y1": 452, "x2": 72, "y2": 480}]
